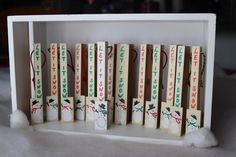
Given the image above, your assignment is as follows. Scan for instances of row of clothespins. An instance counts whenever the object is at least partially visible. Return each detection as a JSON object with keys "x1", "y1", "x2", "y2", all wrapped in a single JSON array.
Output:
[{"x1": 30, "y1": 42, "x2": 204, "y2": 136}]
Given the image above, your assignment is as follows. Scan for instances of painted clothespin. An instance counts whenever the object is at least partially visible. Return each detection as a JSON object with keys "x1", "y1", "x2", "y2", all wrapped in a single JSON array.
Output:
[
  {"x1": 95, "y1": 41, "x2": 109, "y2": 130},
  {"x1": 86, "y1": 43, "x2": 97, "y2": 122},
  {"x1": 60, "y1": 43, "x2": 74, "y2": 122},
  {"x1": 107, "y1": 44, "x2": 116, "y2": 124},
  {"x1": 30, "y1": 43, "x2": 44, "y2": 124},
  {"x1": 132, "y1": 44, "x2": 153, "y2": 125},
  {"x1": 169, "y1": 45, "x2": 190, "y2": 136},
  {"x1": 46, "y1": 43, "x2": 59, "y2": 121},
  {"x1": 186, "y1": 46, "x2": 202, "y2": 133},
  {"x1": 115, "y1": 44, "x2": 133, "y2": 125},
  {"x1": 145, "y1": 44, "x2": 163, "y2": 128},
  {"x1": 75, "y1": 43, "x2": 86, "y2": 121},
  {"x1": 160, "y1": 45, "x2": 178, "y2": 130}
]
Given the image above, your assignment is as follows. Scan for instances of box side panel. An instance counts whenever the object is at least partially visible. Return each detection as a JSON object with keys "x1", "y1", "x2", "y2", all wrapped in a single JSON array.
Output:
[
  {"x1": 12, "y1": 22, "x2": 30, "y2": 117},
  {"x1": 203, "y1": 17, "x2": 216, "y2": 129}
]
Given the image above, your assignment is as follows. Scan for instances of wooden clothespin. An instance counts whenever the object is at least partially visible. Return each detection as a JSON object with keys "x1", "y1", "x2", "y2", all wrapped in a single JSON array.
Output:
[
  {"x1": 75, "y1": 43, "x2": 86, "y2": 121},
  {"x1": 115, "y1": 44, "x2": 134, "y2": 125},
  {"x1": 60, "y1": 43, "x2": 74, "y2": 122},
  {"x1": 160, "y1": 45, "x2": 177, "y2": 130},
  {"x1": 46, "y1": 43, "x2": 59, "y2": 121},
  {"x1": 186, "y1": 46, "x2": 202, "y2": 133},
  {"x1": 145, "y1": 44, "x2": 163, "y2": 128},
  {"x1": 107, "y1": 44, "x2": 116, "y2": 124},
  {"x1": 30, "y1": 43, "x2": 44, "y2": 124},
  {"x1": 95, "y1": 41, "x2": 109, "y2": 130},
  {"x1": 86, "y1": 43, "x2": 97, "y2": 122},
  {"x1": 169, "y1": 45, "x2": 190, "y2": 136},
  {"x1": 132, "y1": 44, "x2": 150, "y2": 125}
]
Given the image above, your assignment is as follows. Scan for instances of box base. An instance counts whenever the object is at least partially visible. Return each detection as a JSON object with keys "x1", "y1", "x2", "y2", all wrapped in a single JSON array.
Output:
[{"x1": 34, "y1": 121, "x2": 183, "y2": 146}]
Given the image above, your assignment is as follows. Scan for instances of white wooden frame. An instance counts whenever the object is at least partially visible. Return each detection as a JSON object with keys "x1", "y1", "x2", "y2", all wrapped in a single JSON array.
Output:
[{"x1": 8, "y1": 14, "x2": 216, "y2": 145}]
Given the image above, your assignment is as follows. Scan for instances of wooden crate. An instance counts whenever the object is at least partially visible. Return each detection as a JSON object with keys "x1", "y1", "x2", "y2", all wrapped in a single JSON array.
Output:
[{"x1": 7, "y1": 14, "x2": 216, "y2": 145}]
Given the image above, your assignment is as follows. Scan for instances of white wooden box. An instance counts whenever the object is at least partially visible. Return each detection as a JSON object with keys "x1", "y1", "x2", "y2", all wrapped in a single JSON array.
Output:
[{"x1": 7, "y1": 14, "x2": 216, "y2": 145}]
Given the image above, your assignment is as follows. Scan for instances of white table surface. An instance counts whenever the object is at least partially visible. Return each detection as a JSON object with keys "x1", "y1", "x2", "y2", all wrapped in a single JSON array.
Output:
[{"x1": 0, "y1": 67, "x2": 235, "y2": 157}]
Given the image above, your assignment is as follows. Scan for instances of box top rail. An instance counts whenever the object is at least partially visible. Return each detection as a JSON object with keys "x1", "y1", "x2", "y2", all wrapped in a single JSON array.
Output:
[{"x1": 8, "y1": 13, "x2": 216, "y2": 22}]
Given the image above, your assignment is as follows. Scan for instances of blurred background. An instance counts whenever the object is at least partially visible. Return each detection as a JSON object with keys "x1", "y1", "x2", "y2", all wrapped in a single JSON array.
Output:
[{"x1": 0, "y1": 0, "x2": 236, "y2": 75}]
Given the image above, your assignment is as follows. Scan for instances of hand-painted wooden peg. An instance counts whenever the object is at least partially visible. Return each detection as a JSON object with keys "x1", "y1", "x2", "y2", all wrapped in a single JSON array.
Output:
[
  {"x1": 107, "y1": 44, "x2": 115, "y2": 124},
  {"x1": 46, "y1": 43, "x2": 59, "y2": 121},
  {"x1": 115, "y1": 44, "x2": 133, "y2": 125},
  {"x1": 60, "y1": 43, "x2": 74, "y2": 122},
  {"x1": 169, "y1": 45, "x2": 190, "y2": 136},
  {"x1": 186, "y1": 46, "x2": 202, "y2": 133},
  {"x1": 160, "y1": 45, "x2": 177, "y2": 130},
  {"x1": 30, "y1": 43, "x2": 44, "y2": 124},
  {"x1": 75, "y1": 43, "x2": 86, "y2": 121},
  {"x1": 95, "y1": 41, "x2": 109, "y2": 130}
]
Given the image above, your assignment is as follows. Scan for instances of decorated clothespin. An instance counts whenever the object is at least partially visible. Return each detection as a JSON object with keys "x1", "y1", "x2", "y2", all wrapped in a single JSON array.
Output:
[
  {"x1": 86, "y1": 43, "x2": 97, "y2": 122},
  {"x1": 30, "y1": 98, "x2": 43, "y2": 124},
  {"x1": 107, "y1": 44, "x2": 116, "y2": 124},
  {"x1": 46, "y1": 43, "x2": 59, "y2": 121},
  {"x1": 160, "y1": 102, "x2": 171, "y2": 129},
  {"x1": 145, "y1": 44, "x2": 163, "y2": 128},
  {"x1": 186, "y1": 46, "x2": 202, "y2": 133},
  {"x1": 75, "y1": 43, "x2": 86, "y2": 121},
  {"x1": 115, "y1": 44, "x2": 133, "y2": 125},
  {"x1": 95, "y1": 41, "x2": 109, "y2": 130},
  {"x1": 132, "y1": 98, "x2": 144, "y2": 124},
  {"x1": 132, "y1": 44, "x2": 152, "y2": 125},
  {"x1": 60, "y1": 43, "x2": 74, "y2": 122},
  {"x1": 160, "y1": 45, "x2": 178, "y2": 130},
  {"x1": 30, "y1": 43, "x2": 44, "y2": 124},
  {"x1": 145, "y1": 102, "x2": 158, "y2": 128},
  {"x1": 169, "y1": 45, "x2": 190, "y2": 136}
]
